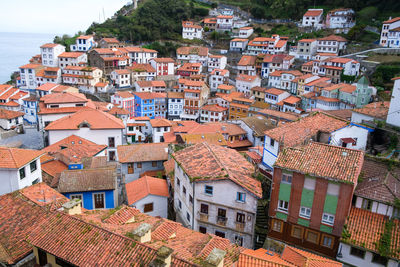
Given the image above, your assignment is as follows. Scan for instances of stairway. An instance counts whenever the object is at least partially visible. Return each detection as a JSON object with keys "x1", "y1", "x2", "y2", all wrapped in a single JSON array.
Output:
[{"x1": 254, "y1": 201, "x2": 269, "y2": 249}]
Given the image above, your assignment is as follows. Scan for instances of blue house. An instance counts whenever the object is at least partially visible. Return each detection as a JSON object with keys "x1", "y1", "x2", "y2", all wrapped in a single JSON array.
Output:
[
  {"x1": 133, "y1": 92, "x2": 156, "y2": 119},
  {"x1": 23, "y1": 97, "x2": 39, "y2": 124},
  {"x1": 57, "y1": 167, "x2": 118, "y2": 210}
]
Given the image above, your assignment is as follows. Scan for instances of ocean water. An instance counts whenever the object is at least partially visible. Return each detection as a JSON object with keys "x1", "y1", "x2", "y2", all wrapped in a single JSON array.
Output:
[{"x1": 0, "y1": 32, "x2": 56, "y2": 84}]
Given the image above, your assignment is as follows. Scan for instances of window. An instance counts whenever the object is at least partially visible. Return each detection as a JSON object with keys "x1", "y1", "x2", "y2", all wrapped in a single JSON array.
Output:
[
  {"x1": 137, "y1": 162, "x2": 142, "y2": 168},
  {"x1": 93, "y1": 193, "x2": 105, "y2": 209},
  {"x1": 200, "y1": 204, "x2": 209, "y2": 214},
  {"x1": 178, "y1": 200, "x2": 182, "y2": 209},
  {"x1": 234, "y1": 235, "x2": 244, "y2": 246},
  {"x1": 236, "y1": 212, "x2": 245, "y2": 223},
  {"x1": 371, "y1": 253, "x2": 388, "y2": 265},
  {"x1": 108, "y1": 151, "x2": 116, "y2": 161},
  {"x1": 144, "y1": 203, "x2": 154, "y2": 213},
  {"x1": 70, "y1": 194, "x2": 83, "y2": 207},
  {"x1": 19, "y1": 167, "x2": 26, "y2": 179},
  {"x1": 299, "y1": 206, "x2": 311, "y2": 219},
  {"x1": 282, "y1": 173, "x2": 292, "y2": 184},
  {"x1": 199, "y1": 226, "x2": 207, "y2": 234},
  {"x1": 278, "y1": 200, "x2": 289, "y2": 212},
  {"x1": 350, "y1": 246, "x2": 365, "y2": 258},
  {"x1": 270, "y1": 139, "x2": 275, "y2": 146},
  {"x1": 291, "y1": 226, "x2": 303, "y2": 239},
  {"x1": 205, "y1": 185, "x2": 213, "y2": 195},
  {"x1": 30, "y1": 160, "x2": 37, "y2": 172},
  {"x1": 176, "y1": 178, "x2": 180, "y2": 188},
  {"x1": 32, "y1": 178, "x2": 40, "y2": 185},
  {"x1": 152, "y1": 161, "x2": 157, "y2": 167},
  {"x1": 127, "y1": 163, "x2": 134, "y2": 174},
  {"x1": 189, "y1": 194, "x2": 193, "y2": 203},
  {"x1": 215, "y1": 230, "x2": 225, "y2": 238},
  {"x1": 305, "y1": 230, "x2": 319, "y2": 244},
  {"x1": 183, "y1": 186, "x2": 186, "y2": 195},
  {"x1": 272, "y1": 219, "x2": 283, "y2": 233},
  {"x1": 322, "y1": 213, "x2": 335, "y2": 225},
  {"x1": 321, "y1": 235, "x2": 333, "y2": 248},
  {"x1": 237, "y1": 192, "x2": 246, "y2": 203},
  {"x1": 218, "y1": 208, "x2": 226, "y2": 218},
  {"x1": 108, "y1": 137, "x2": 115, "y2": 148},
  {"x1": 361, "y1": 199, "x2": 372, "y2": 211},
  {"x1": 186, "y1": 212, "x2": 190, "y2": 222}
]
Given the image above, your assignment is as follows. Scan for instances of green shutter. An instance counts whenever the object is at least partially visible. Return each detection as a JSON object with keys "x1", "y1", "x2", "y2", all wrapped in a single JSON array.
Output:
[
  {"x1": 298, "y1": 218, "x2": 310, "y2": 227},
  {"x1": 323, "y1": 194, "x2": 338, "y2": 214},
  {"x1": 300, "y1": 188, "x2": 314, "y2": 207},
  {"x1": 320, "y1": 224, "x2": 333, "y2": 233},
  {"x1": 278, "y1": 183, "x2": 291, "y2": 202},
  {"x1": 276, "y1": 212, "x2": 288, "y2": 221}
]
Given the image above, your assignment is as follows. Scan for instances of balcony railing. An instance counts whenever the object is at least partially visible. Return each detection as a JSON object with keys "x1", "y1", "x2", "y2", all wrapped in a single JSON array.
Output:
[
  {"x1": 216, "y1": 216, "x2": 227, "y2": 226},
  {"x1": 235, "y1": 221, "x2": 245, "y2": 232},
  {"x1": 199, "y1": 212, "x2": 209, "y2": 222}
]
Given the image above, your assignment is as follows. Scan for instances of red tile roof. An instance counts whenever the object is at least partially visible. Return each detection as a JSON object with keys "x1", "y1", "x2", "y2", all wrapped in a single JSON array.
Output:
[
  {"x1": 238, "y1": 248, "x2": 295, "y2": 266},
  {"x1": 383, "y1": 17, "x2": 400, "y2": 24},
  {"x1": 40, "y1": 43, "x2": 60, "y2": 48},
  {"x1": 126, "y1": 176, "x2": 169, "y2": 204},
  {"x1": 352, "y1": 101, "x2": 389, "y2": 120},
  {"x1": 318, "y1": 35, "x2": 347, "y2": 42},
  {"x1": 238, "y1": 55, "x2": 257, "y2": 66},
  {"x1": 264, "y1": 112, "x2": 348, "y2": 147},
  {"x1": 150, "y1": 118, "x2": 172, "y2": 127},
  {"x1": 173, "y1": 143, "x2": 262, "y2": 198},
  {"x1": 343, "y1": 207, "x2": 400, "y2": 260},
  {"x1": 177, "y1": 46, "x2": 209, "y2": 57},
  {"x1": 42, "y1": 135, "x2": 107, "y2": 163},
  {"x1": 45, "y1": 108, "x2": 124, "y2": 130},
  {"x1": 117, "y1": 143, "x2": 169, "y2": 163},
  {"x1": 274, "y1": 142, "x2": 364, "y2": 184},
  {"x1": 152, "y1": 57, "x2": 175, "y2": 63},
  {"x1": 236, "y1": 74, "x2": 259, "y2": 82},
  {"x1": 304, "y1": 9, "x2": 323, "y2": 17},
  {"x1": 0, "y1": 147, "x2": 43, "y2": 169},
  {"x1": 265, "y1": 88, "x2": 287, "y2": 96},
  {"x1": 281, "y1": 246, "x2": 342, "y2": 266},
  {"x1": 58, "y1": 52, "x2": 84, "y2": 58},
  {"x1": 40, "y1": 92, "x2": 87, "y2": 104},
  {"x1": 128, "y1": 63, "x2": 156, "y2": 73},
  {"x1": 41, "y1": 160, "x2": 68, "y2": 178},
  {"x1": 0, "y1": 109, "x2": 24, "y2": 119}
]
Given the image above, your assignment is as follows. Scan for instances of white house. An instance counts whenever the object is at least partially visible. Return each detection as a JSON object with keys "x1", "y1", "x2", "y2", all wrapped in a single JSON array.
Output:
[
  {"x1": 134, "y1": 80, "x2": 166, "y2": 93},
  {"x1": 302, "y1": 9, "x2": 324, "y2": 29},
  {"x1": 317, "y1": 35, "x2": 347, "y2": 56},
  {"x1": 380, "y1": 17, "x2": 400, "y2": 48},
  {"x1": 127, "y1": 64, "x2": 156, "y2": 82},
  {"x1": 40, "y1": 43, "x2": 65, "y2": 67},
  {"x1": 247, "y1": 35, "x2": 287, "y2": 55},
  {"x1": 182, "y1": 21, "x2": 203, "y2": 40},
  {"x1": 110, "y1": 91, "x2": 135, "y2": 118},
  {"x1": 230, "y1": 38, "x2": 249, "y2": 52},
  {"x1": 261, "y1": 54, "x2": 294, "y2": 79},
  {"x1": 173, "y1": 143, "x2": 262, "y2": 248},
  {"x1": 58, "y1": 52, "x2": 88, "y2": 69},
  {"x1": 264, "y1": 88, "x2": 290, "y2": 107},
  {"x1": 290, "y1": 39, "x2": 318, "y2": 60},
  {"x1": 387, "y1": 77, "x2": 400, "y2": 127},
  {"x1": 125, "y1": 175, "x2": 169, "y2": 218},
  {"x1": 199, "y1": 104, "x2": 228, "y2": 123},
  {"x1": 35, "y1": 67, "x2": 62, "y2": 86},
  {"x1": 209, "y1": 69, "x2": 229, "y2": 92},
  {"x1": 110, "y1": 69, "x2": 131, "y2": 88},
  {"x1": 237, "y1": 55, "x2": 256, "y2": 76},
  {"x1": 216, "y1": 15, "x2": 233, "y2": 32},
  {"x1": 207, "y1": 55, "x2": 227, "y2": 73},
  {"x1": 62, "y1": 66, "x2": 103, "y2": 93},
  {"x1": 0, "y1": 147, "x2": 43, "y2": 195},
  {"x1": 177, "y1": 46, "x2": 209, "y2": 66},
  {"x1": 149, "y1": 58, "x2": 175, "y2": 76},
  {"x1": 44, "y1": 108, "x2": 124, "y2": 161},
  {"x1": 238, "y1": 27, "x2": 254, "y2": 38},
  {"x1": 167, "y1": 92, "x2": 184, "y2": 120},
  {"x1": 150, "y1": 118, "x2": 171, "y2": 143},
  {"x1": 18, "y1": 64, "x2": 43, "y2": 91},
  {"x1": 0, "y1": 109, "x2": 24, "y2": 130},
  {"x1": 326, "y1": 8, "x2": 356, "y2": 34},
  {"x1": 70, "y1": 35, "x2": 96, "y2": 52},
  {"x1": 236, "y1": 74, "x2": 261, "y2": 96},
  {"x1": 124, "y1": 46, "x2": 158, "y2": 64}
]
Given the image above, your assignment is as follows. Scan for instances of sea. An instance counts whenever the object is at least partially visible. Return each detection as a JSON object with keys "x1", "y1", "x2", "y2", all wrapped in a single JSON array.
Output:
[{"x1": 0, "y1": 32, "x2": 57, "y2": 84}]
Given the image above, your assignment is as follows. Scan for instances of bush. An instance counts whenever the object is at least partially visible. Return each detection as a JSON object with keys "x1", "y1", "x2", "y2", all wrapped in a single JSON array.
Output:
[{"x1": 193, "y1": 7, "x2": 209, "y2": 16}]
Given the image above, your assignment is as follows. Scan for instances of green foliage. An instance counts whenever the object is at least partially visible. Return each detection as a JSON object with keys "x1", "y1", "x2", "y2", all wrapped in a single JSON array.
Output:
[
  {"x1": 53, "y1": 33, "x2": 82, "y2": 52},
  {"x1": 87, "y1": 0, "x2": 203, "y2": 43},
  {"x1": 377, "y1": 219, "x2": 394, "y2": 258},
  {"x1": 371, "y1": 64, "x2": 400, "y2": 89},
  {"x1": 341, "y1": 73, "x2": 357, "y2": 83},
  {"x1": 389, "y1": 134, "x2": 399, "y2": 150},
  {"x1": 142, "y1": 42, "x2": 180, "y2": 57},
  {"x1": 204, "y1": 26, "x2": 210, "y2": 32},
  {"x1": 357, "y1": 6, "x2": 378, "y2": 24},
  {"x1": 193, "y1": 7, "x2": 209, "y2": 16}
]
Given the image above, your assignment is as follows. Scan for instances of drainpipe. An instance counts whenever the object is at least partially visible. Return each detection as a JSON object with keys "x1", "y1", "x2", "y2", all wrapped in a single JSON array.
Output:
[{"x1": 192, "y1": 181, "x2": 195, "y2": 230}]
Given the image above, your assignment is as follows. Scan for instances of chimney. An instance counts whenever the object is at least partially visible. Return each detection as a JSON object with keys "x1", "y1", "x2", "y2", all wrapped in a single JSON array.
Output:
[
  {"x1": 149, "y1": 246, "x2": 173, "y2": 267},
  {"x1": 62, "y1": 199, "x2": 82, "y2": 215},
  {"x1": 131, "y1": 223, "x2": 152, "y2": 243},
  {"x1": 204, "y1": 248, "x2": 226, "y2": 267}
]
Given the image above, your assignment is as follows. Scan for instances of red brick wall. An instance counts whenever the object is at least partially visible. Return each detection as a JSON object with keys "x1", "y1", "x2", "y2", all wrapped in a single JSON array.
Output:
[
  {"x1": 288, "y1": 172, "x2": 305, "y2": 224},
  {"x1": 333, "y1": 183, "x2": 354, "y2": 236},
  {"x1": 269, "y1": 167, "x2": 282, "y2": 217},
  {"x1": 309, "y1": 179, "x2": 328, "y2": 230}
]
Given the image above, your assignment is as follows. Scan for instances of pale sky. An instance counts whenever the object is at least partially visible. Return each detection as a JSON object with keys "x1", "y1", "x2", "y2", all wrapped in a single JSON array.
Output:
[{"x1": 0, "y1": 0, "x2": 130, "y2": 35}]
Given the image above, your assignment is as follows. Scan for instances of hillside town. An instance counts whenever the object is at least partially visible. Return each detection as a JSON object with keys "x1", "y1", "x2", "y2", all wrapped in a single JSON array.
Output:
[{"x1": 0, "y1": 1, "x2": 400, "y2": 267}]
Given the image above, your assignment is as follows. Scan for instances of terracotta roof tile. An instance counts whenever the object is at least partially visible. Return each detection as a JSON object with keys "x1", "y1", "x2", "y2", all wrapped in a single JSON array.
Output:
[
  {"x1": 180, "y1": 133, "x2": 227, "y2": 146},
  {"x1": 257, "y1": 109, "x2": 299, "y2": 121},
  {"x1": 41, "y1": 160, "x2": 68, "y2": 178},
  {"x1": 58, "y1": 52, "x2": 84, "y2": 58},
  {"x1": 281, "y1": 246, "x2": 342, "y2": 266},
  {"x1": 238, "y1": 248, "x2": 295, "y2": 266},
  {"x1": 352, "y1": 102, "x2": 389, "y2": 120},
  {"x1": 58, "y1": 167, "x2": 116, "y2": 193},
  {"x1": 150, "y1": 118, "x2": 172, "y2": 127},
  {"x1": 177, "y1": 46, "x2": 209, "y2": 57},
  {"x1": 117, "y1": 143, "x2": 168, "y2": 163},
  {"x1": 318, "y1": 35, "x2": 347, "y2": 42},
  {"x1": 304, "y1": 9, "x2": 323, "y2": 17},
  {"x1": 238, "y1": 55, "x2": 256, "y2": 66},
  {"x1": 0, "y1": 147, "x2": 43, "y2": 169},
  {"x1": 236, "y1": 74, "x2": 259, "y2": 82},
  {"x1": 0, "y1": 109, "x2": 24, "y2": 119},
  {"x1": 274, "y1": 142, "x2": 364, "y2": 184},
  {"x1": 126, "y1": 176, "x2": 169, "y2": 204},
  {"x1": 45, "y1": 108, "x2": 124, "y2": 130},
  {"x1": 344, "y1": 207, "x2": 400, "y2": 260},
  {"x1": 173, "y1": 143, "x2": 262, "y2": 198}
]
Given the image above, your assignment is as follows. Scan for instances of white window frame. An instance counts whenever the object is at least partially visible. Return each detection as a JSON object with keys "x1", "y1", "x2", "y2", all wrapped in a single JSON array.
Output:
[
  {"x1": 282, "y1": 173, "x2": 292, "y2": 184},
  {"x1": 299, "y1": 206, "x2": 311, "y2": 219},
  {"x1": 92, "y1": 192, "x2": 105, "y2": 209},
  {"x1": 322, "y1": 213, "x2": 335, "y2": 225},
  {"x1": 70, "y1": 193, "x2": 84, "y2": 207},
  {"x1": 278, "y1": 200, "x2": 289, "y2": 213}
]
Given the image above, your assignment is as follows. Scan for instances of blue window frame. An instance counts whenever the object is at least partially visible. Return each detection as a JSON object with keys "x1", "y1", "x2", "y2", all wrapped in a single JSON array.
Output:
[
  {"x1": 237, "y1": 192, "x2": 246, "y2": 203},
  {"x1": 205, "y1": 185, "x2": 213, "y2": 195}
]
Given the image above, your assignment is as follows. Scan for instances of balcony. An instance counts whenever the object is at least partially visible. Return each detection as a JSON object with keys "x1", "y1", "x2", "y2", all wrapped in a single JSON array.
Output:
[
  {"x1": 216, "y1": 216, "x2": 227, "y2": 227},
  {"x1": 199, "y1": 212, "x2": 209, "y2": 222},
  {"x1": 235, "y1": 222, "x2": 246, "y2": 232}
]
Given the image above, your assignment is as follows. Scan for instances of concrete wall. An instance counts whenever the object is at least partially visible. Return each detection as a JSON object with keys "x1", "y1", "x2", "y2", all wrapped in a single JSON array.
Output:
[
  {"x1": 131, "y1": 194, "x2": 168, "y2": 218},
  {"x1": 338, "y1": 243, "x2": 399, "y2": 267}
]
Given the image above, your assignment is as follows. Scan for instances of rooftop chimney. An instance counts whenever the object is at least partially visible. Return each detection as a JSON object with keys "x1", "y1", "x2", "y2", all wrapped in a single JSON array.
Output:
[
  {"x1": 204, "y1": 248, "x2": 226, "y2": 267},
  {"x1": 149, "y1": 246, "x2": 173, "y2": 267},
  {"x1": 131, "y1": 223, "x2": 152, "y2": 243},
  {"x1": 62, "y1": 199, "x2": 82, "y2": 215}
]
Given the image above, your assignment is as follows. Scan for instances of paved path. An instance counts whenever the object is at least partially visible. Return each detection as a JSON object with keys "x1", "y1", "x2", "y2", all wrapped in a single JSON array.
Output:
[{"x1": 0, "y1": 127, "x2": 44, "y2": 150}]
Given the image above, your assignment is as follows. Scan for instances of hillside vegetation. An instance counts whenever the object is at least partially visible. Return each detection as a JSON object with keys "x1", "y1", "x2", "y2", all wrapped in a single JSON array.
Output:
[{"x1": 86, "y1": 0, "x2": 208, "y2": 43}]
